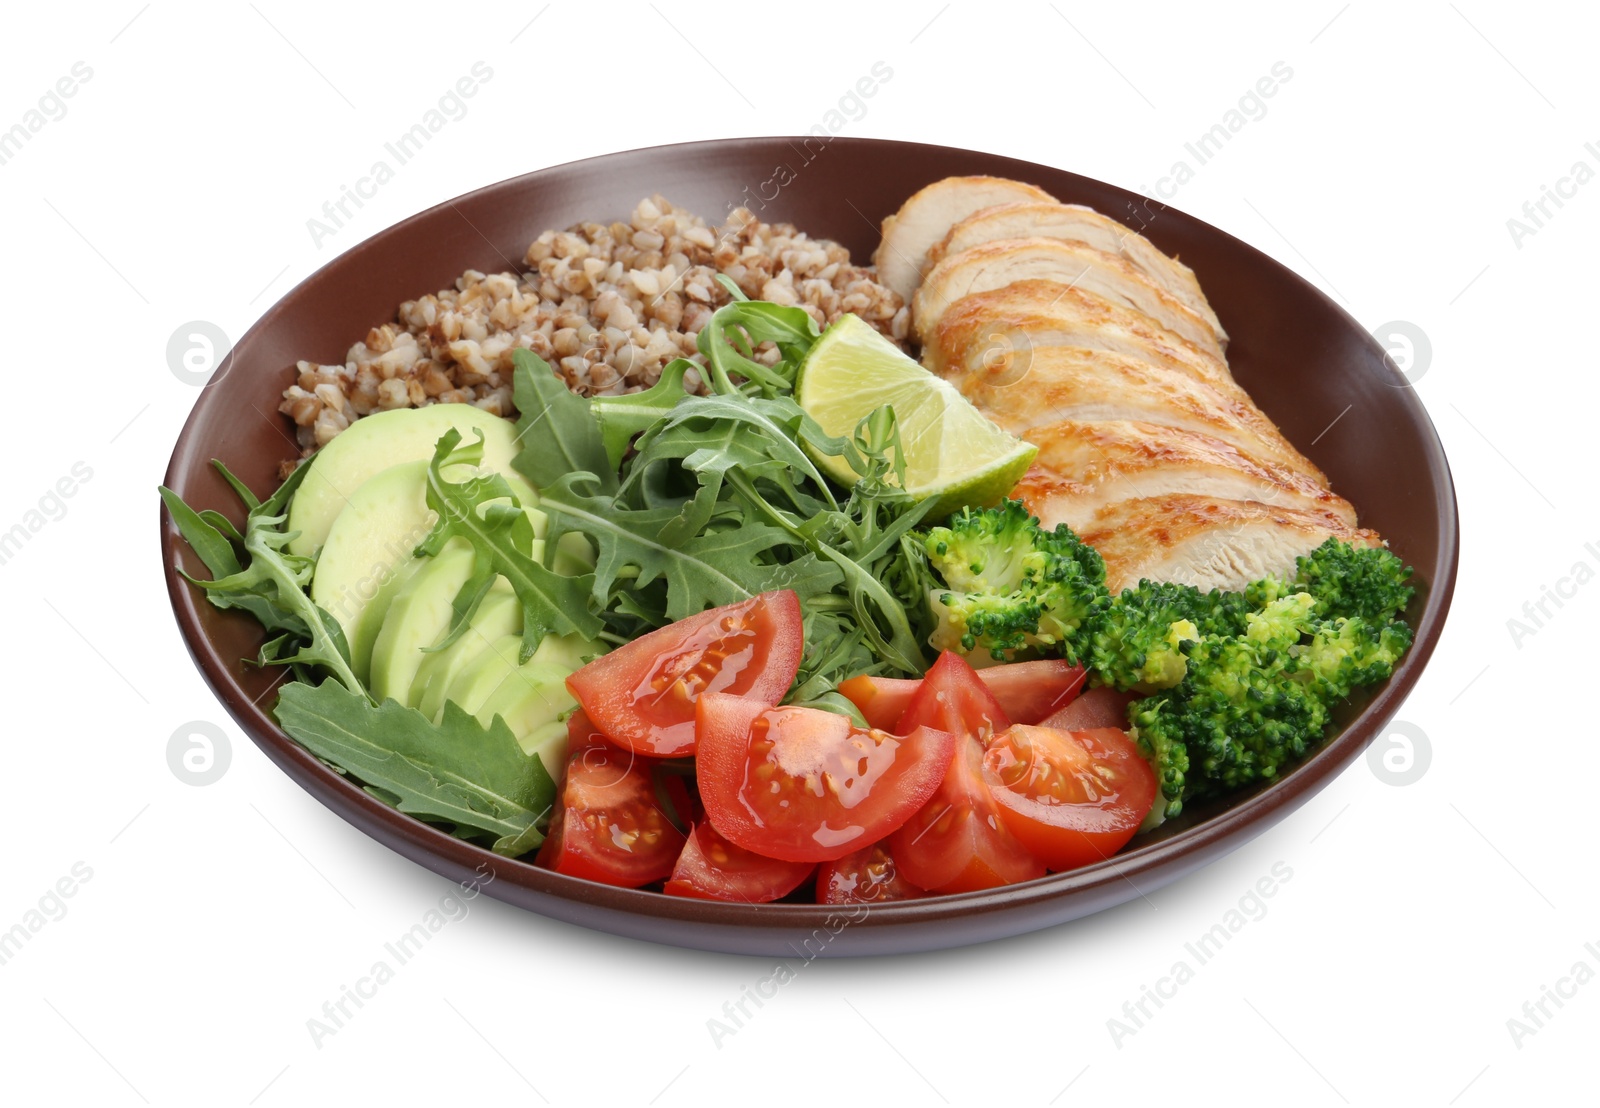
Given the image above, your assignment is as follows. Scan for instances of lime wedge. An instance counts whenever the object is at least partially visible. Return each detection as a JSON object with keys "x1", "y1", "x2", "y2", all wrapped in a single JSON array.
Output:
[{"x1": 795, "y1": 314, "x2": 1037, "y2": 518}]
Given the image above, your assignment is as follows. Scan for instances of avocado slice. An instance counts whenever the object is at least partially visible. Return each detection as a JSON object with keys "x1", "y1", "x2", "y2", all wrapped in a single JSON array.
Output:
[
  {"x1": 411, "y1": 581, "x2": 522, "y2": 718},
  {"x1": 287, "y1": 404, "x2": 527, "y2": 557},
  {"x1": 311, "y1": 451, "x2": 543, "y2": 682},
  {"x1": 368, "y1": 539, "x2": 478, "y2": 704},
  {"x1": 472, "y1": 632, "x2": 605, "y2": 776}
]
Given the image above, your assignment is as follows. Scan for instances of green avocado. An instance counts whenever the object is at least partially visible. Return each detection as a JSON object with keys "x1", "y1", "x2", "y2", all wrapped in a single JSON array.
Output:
[
  {"x1": 435, "y1": 631, "x2": 603, "y2": 776},
  {"x1": 287, "y1": 404, "x2": 526, "y2": 557},
  {"x1": 368, "y1": 539, "x2": 478, "y2": 704},
  {"x1": 310, "y1": 455, "x2": 542, "y2": 683},
  {"x1": 410, "y1": 582, "x2": 522, "y2": 718}
]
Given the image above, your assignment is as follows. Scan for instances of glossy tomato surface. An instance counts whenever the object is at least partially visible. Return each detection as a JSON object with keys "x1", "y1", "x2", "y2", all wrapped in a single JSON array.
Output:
[
  {"x1": 662, "y1": 821, "x2": 813, "y2": 903},
  {"x1": 983, "y1": 725, "x2": 1156, "y2": 871},
  {"x1": 566, "y1": 590, "x2": 803, "y2": 757},
  {"x1": 695, "y1": 694, "x2": 955, "y2": 864},
  {"x1": 535, "y1": 712, "x2": 686, "y2": 887}
]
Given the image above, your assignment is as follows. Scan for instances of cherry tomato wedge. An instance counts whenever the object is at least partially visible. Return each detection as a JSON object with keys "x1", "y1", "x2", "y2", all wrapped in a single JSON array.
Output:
[
  {"x1": 894, "y1": 650, "x2": 1012, "y2": 738},
  {"x1": 973, "y1": 660, "x2": 1088, "y2": 725},
  {"x1": 695, "y1": 693, "x2": 956, "y2": 863},
  {"x1": 566, "y1": 589, "x2": 803, "y2": 757},
  {"x1": 817, "y1": 841, "x2": 924, "y2": 906},
  {"x1": 534, "y1": 712, "x2": 686, "y2": 887},
  {"x1": 1040, "y1": 686, "x2": 1136, "y2": 732},
  {"x1": 889, "y1": 736, "x2": 1045, "y2": 893},
  {"x1": 982, "y1": 725, "x2": 1157, "y2": 871},
  {"x1": 662, "y1": 821, "x2": 814, "y2": 903},
  {"x1": 839, "y1": 658, "x2": 1085, "y2": 731},
  {"x1": 887, "y1": 653, "x2": 1043, "y2": 893}
]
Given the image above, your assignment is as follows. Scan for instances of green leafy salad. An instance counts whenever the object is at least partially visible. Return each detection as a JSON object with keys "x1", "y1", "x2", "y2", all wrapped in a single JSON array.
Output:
[{"x1": 162, "y1": 282, "x2": 1415, "y2": 876}]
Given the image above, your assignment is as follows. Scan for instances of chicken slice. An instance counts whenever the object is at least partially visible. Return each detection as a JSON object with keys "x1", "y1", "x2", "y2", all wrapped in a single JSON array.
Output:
[
  {"x1": 873, "y1": 176, "x2": 1056, "y2": 305},
  {"x1": 913, "y1": 239, "x2": 1225, "y2": 359},
  {"x1": 931, "y1": 343, "x2": 1322, "y2": 477},
  {"x1": 929, "y1": 202, "x2": 1226, "y2": 346},
  {"x1": 1009, "y1": 421, "x2": 1357, "y2": 533},
  {"x1": 926, "y1": 280, "x2": 1231, "y2": 387},
  {"x1": 1052, "y1": 493, "x2": 1381, "y2": 594}
]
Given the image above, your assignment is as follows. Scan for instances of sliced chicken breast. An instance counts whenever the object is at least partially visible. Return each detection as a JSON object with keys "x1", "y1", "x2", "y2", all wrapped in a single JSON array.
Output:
[
  {"x1": 938, "y1": 347, "x2": 1321, "y2": 478},
  {"x1": 929, "y1": 201, "x2": 1226, "y2": 345},
  {"x1": 926, "y1": 280, "x2": 1232, "y2": 390},
  {"x1": 873, "y1": 176, "x2": 1057, "y2": 305},
  {"x1": 913, "y1": 239, "x2": 1225, "y2": 359},
  {"x1": 1054, "y1": 493, "x2": 1381, "y2": 594},
  {"x1": 1010, "y1": 421, "x2": 1357, "y2": 532}
]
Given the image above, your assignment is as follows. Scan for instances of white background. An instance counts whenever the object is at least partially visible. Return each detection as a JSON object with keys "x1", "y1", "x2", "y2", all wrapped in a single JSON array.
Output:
[{"x1": 0, "y1": 2, "x2": 1591, "y2": 1105}]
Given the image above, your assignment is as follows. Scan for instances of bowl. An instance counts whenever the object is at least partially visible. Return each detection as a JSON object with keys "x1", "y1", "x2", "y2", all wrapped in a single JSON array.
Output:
[{"x1": 161, "y1": 137, "x2": 1457, "y2": 956}]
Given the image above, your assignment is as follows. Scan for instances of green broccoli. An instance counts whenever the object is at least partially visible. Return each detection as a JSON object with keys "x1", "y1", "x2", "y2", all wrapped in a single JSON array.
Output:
[
  {"x1": 1131, "y1": 590, "x2": 1412, "y2": 815},
  {"x1": 1247, "y1": 538, "x2": 1414, "y2": 622},
  {"x1": 913, "y1": 505, "x2": 1417, "y2": 821},
  {"x1": 922, "y1": 500, "x2": 1109, "y2": 663},
  {"x1": 1086, "y1": 579, "x2": 1255, "y2": 693}
]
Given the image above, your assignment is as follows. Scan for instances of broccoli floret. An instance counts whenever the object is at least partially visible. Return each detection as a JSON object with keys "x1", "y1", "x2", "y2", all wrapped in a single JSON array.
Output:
[
  {"x1": 916, "y1": 518, "x2": 1417, "y2": 820},
  {"x1": 922, "y1": 500, "x2": 1108, "y2": 662},
  {"x1": 1298, "y1": 615, "x2": 1413, "y2": 701},
  {"x1": 1086, "y1": 579, "x2": 1257, "y2": 692},
  {"x1": 1129, "y1": 583, "x2": 1413, "y2": 815},
  {"x1": 1248, "y1": 538, "x2": 1414, "y2": 623}
]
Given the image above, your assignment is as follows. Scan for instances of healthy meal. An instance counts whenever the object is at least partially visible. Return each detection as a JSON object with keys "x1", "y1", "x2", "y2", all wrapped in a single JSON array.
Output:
[{"x1": 162, "y1": 178, "x2": 1415, "y2": 905}]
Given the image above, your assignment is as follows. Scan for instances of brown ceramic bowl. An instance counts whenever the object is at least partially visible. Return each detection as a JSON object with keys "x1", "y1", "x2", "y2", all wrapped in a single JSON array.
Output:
[{"x1": 161, "y1": 137, "x2": 1457, "y2": 956}]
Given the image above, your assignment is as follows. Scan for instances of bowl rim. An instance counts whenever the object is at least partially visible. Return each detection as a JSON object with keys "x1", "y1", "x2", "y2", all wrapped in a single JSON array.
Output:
[{"x1": 161, "y1": 135, "x2": 1458, "y2": 948}]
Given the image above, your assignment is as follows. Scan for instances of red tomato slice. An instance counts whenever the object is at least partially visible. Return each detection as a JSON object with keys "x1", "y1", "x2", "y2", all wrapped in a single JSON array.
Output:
[
  {"x1": 889, "y1": 736, "x2": 1045, "y2": 893},
  {"x1": 534, "y1": 712, "x2": 687, "y2": 887},
  {"x1": 974, "y1": 660, "x2": 1088, "y2": 724},
  {"x1": 695, "y1": 693, "x2": 956, "y2": 863},
  {"x1": 816, "y1": 841, "x2": 924, "y2": 905},
  {"x1": 839, "y1": 658, "x2": 1086, "y2": 732},
  {"x1": 887, "y1": 653, "x2": 1043, "y2": 893},
  {"x1": 662, "y1": 821, "x2": 814, "y2": 903},
  {"x1": 894, "y1": 650, "x2": 1012, "y2": 738},
  {"x1": 566, "y1": 590, "x2": 803, "y2": 757},
  {"x1": 1041, "y1": 686, "x2": 1135, "y2": 732},
  {"x1": 982, "y1": 725, "x2": 1157, "y2": 871}
]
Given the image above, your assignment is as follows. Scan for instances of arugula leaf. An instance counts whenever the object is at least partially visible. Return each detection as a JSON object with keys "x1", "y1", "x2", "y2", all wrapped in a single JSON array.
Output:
[
  {"x1": 538, "y1": 471, "x2": 821, "y2": 621},
  {"x1": 589, "y1": 358, "x2": 690, "y2": 468},
  {"x1": 161, "y1": 463, "x2": 364, "y2": 694},
  {"x1": 697, "y1": 294, "x2": 822, "y2": 396},
  {"x1": 510, "y1": 348, "x2": 614, "y2": 492},
  {"x1": 274, "y1": 679, "x2": 555, "y2": 855},
  {"x1": 417, "y1": 428, "x2": 603, "y2": 663}
]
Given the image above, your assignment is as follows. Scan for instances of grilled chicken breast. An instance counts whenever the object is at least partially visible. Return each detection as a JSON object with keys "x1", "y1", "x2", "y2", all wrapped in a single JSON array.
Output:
[
  {"x1": 933, "y1": 345, "x2": 1320, "y2": 476},
  {"x1": 1012, "y1": 421, "x2": 1357, "y2": 532},
  {"x1": 929, "y1": 201, "x2": 1226, "y2": 345},
  {"x1": 1066, "y1": 494, "x2": 1380, "y2": 593},
  {"x1": 925, "y1": 280, "x2": 1231, "y2": 390},
  {"x1": 873, "y1": 176, "x2": 1383, "y2": 593},
  {"x1": 873, "y1": 176, "x2": 1056, "y2": 304},
  {"x1": 913, "y1": 238, "x2": 1226, "y2": 359},
  {"x1": 924, "y1": 284, "x2": 1325, "y2": 481}
]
